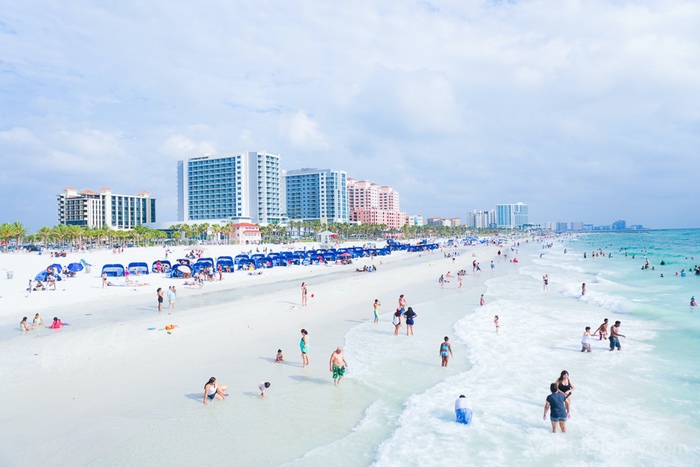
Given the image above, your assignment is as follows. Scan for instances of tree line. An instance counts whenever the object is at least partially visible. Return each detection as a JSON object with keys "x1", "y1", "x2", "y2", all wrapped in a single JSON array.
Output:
[{"x1": 0, "y1": 220, "x2": 501, "y2": 252}]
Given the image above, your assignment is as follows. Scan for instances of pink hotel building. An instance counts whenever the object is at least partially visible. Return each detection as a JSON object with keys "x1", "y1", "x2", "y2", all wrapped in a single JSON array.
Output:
[{"x1": 347, "y1": 178, "x2": 406, "y2": 230}]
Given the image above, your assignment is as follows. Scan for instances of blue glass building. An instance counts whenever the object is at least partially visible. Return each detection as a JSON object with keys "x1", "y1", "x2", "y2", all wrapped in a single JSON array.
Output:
[{"x1": 284, "y1": 168, "x2": 348, "y2": 223}]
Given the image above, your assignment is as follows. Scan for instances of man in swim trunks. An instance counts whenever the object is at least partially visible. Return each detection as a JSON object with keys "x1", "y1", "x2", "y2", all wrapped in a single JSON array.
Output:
[
  {"x1": 609, "y1": 321, "x2": 625, "y2": 351},
  {"x1": 592, "y1": 318, "x2": 608, "y2": 340},
  {"x1": 373, "y1": 299, "x2": 381, "y2": 323},
  {"x1": 329, "y1": 347, "x2": 348, "y2": 386},
  {"x1": 398, "y1": 294, "x2": 407, "y2": 313}
]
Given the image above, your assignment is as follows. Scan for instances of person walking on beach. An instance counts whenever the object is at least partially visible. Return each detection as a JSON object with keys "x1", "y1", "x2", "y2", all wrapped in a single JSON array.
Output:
[
  {"x1": 543, "y1": 274, "x2": 549, "y2": 290},
  {"x1": 405, "y1": 307, "x2": 417, "y2": 336},
  {"x1": 156, "y1": 287, "x2": 164, "y2": 313},
  {"x1": 494, "y1": 315, "x2": 500, "y2": 333},
  {"x1": 300, "y1": 329, "x2": 309, "y2": 367},
  {"x1": 593, "y1": 318, "x2": 609, "y2": 340},
  {"x1": 203, "y1": 377, "x2": 228, "y2": 405},
  {"x1": 543, "y1": 382, "x2": 568, "y2": 433},
  {"x1": 102, "y1": 271, "x2": 107, "y2": 288},
  {"x1": 329, "y1": 347, "x2": 348, "y2": 386},
  {"x1": 581, "y1": 327, "x2": 592, "y2": 352},
  {"x1": 439, "y1": 336, "x2": 453, "y2": 367},
  {"x1": 373, "y1": 299, "x2": 381, "y2": 323},
  {"x1": 392, "y1": 309, "x2": 402, "y2": 335},
  {"x1": 609, "y1": 321, "x2": 626, "y2": 351},
  {"x1": 301, "y1": 282, "x2": 308, "y2": 306},
  {"x1": 480, "y1": 294, "x2": 485, "y2": 306},
  {"x1": 167, "y1": 286, "x2": 176, "y2": 313}
]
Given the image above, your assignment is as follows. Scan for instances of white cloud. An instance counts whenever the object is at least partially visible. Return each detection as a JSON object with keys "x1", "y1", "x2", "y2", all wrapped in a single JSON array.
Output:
[
  {"x1": 159, "y1": 135, "x2": 218, "y2": 159},
  {"x1": 283, "y1": 112, "x2": 329, "y2": 150}
]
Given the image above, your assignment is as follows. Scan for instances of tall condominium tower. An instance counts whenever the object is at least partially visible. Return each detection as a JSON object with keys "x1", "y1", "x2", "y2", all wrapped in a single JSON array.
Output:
[
  {"x1": 177, "y1": 151, "x2": 282, "y2": 224},
  {"x1": 496, "y1": 202, "x2": 528, "y2": 229},
  {"x1": 284, "y1": 168, "x2": 348, "y2": 223},
  {"x1": 57, "y1": 187, "x2": 156, "y2": 229},
  {"x1": 347, "y1": 178, "x2": 406, "y2": 229}
]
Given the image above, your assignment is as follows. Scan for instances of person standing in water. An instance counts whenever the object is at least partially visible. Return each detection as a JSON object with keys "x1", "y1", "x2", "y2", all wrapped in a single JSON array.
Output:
[
  {"x1": 405, "y1": 307, "x2": 417, "y2": 336},
  {"x1": 543, "y1": 382, "x2": 568, "y2": 433},
  {"x1": 581, "y1": 327, "x2": 592, "y2": 352},
  {"x1": 609, "y1": 321, "x2": 626, "y2": 351},
  {"x1": 398, "y1": 294, "x2": 407, "y2": 313},
  {"x1": 592, "y1": 318, "x2": 609, "y2": 340},
  {"x1": 480, "y1": 294, "x2": 485, "y2": 306},
  {"x1": 329, "y1": 347, "x2": 348, "y2": 386},
  {"x1": 494, "y1": 315, "x2": 500, "y2": 333},
  {"x1": 581, "y1": 283, "x2": 587, "y2": 296},
  {"x1": 439, "y1": 336, "x2": 453, "y2": 367},
  {"x1": 392, "y1": 309, "x2": 402, "y2": 335},
  {"x1": 373, "y1": 299, "x2": 381, "y2": 323},
  {"x1": 301, "y1": 282, "x2": 308, "y2": 306},
  {"x1": 300, "y1": 329, "x2": 309, "y2": 367},
  {"x1": 543, "y1": 274, "x2": 549, "y2": 290}
]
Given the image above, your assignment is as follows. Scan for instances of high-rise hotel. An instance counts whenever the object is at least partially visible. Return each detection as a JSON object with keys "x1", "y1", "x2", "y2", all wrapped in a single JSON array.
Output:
[
  {"x1": 177, "y1": 151, "x2": 283, "y2": 224},
  {"x1": 283, "y1": 168, "x2": 348, "y2": 223},
  {"x1": 347, "y1": 178, "x2": 406, "y2": 230},
  {"x1": 496, "y1": 202, "x2": 528, "y2": 229},
  {"x1": 57, "y1": 187, "x2": 156, "y2": 229}
]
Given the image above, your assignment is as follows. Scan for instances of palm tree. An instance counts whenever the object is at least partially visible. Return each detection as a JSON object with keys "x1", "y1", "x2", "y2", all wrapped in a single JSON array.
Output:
[
  {"x1": 11, "y1": 221, "x2": 27, "y2": 249},
  {"x1": 37, "y1": 226, "x2": 52, "y2": 248},
  {"x1": 0, "y1": 222, "x2": 13, "y2": 251}
]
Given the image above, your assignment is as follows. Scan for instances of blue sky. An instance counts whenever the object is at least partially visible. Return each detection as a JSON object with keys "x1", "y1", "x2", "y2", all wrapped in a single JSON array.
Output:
[{"x1": 1, "y1": 0, "x2": 699, "y2": 231}]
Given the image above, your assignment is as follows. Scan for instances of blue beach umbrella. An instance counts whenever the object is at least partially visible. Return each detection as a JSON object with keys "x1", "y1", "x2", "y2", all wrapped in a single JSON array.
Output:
[{"x1": 67, "y1": 262, "x2": 84, "y2": 273}]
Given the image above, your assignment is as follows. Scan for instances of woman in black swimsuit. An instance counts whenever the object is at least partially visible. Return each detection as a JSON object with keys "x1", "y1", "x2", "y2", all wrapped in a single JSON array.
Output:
[{"x1": 555, "y1": 370, "x2": 574, "y2": 415}]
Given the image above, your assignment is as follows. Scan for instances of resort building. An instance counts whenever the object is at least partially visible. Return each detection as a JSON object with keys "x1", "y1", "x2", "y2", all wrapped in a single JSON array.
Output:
[
  {"x1": 467, "y1": 209, "x2": 497, "y2": 229},
  {"x1": 283, "y1": 168, "x2": 348, "y2": 223},
  {"x1": 177, "y1": 151, "x2": 283, "y2": 225},
  {"x1": 57, "y1": 187, "x2": 156, "y2": 229},
  {"x1": 347, "y1": 178, "x2": 406, "y2": 230},
  {"x1": 406, "y1": 215, "x2": 424, "y2": 226},
  {"x1": 496, "y1": 203, "x2": 529, "y2": 229},
  {"x1": 228, "y1": 222, "x2": 262, "y2": 244}
]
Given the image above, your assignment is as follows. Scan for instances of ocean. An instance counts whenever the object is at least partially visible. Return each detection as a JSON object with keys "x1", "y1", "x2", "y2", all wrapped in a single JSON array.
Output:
[{"x1": 284, "y1": 230, "x2": 700, "y2": 466}]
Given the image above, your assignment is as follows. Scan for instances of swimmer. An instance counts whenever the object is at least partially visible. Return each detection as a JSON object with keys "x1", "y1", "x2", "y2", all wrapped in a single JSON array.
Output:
[
  {"x1": 592, "y1": 318, "x2": 609, "y2": 340},
  {"x1": 373, "y1": 299, "x2": 381, "y2": 323},
  {"x1": 455, "y1": 395, "x2": 473, "y2": 425},
  {"x1": 32, "y1": 313, "x2": 43, "y2": 326},
  {"x1": 405, "y1": 307, "x2": 417, "y2": 336},
  {"x1": 329, "y1": 347, "x2": 348, "y2": 386},
  {"x1": 392, "y1": 309, "x2": 402, "y2": 335},
  {"x1": 439, "y1": 336, "x2": 453, "y2": 367},
  {"x1": 203, "y1": 377, "x2": 228, "y2": 405},
  {"x1": 20, "y1": 317, "x2": 34, "y2": 331},
  {"x1": 581, "y1": 327, "x2": 592, "y2": 352},
  {"x1": 543, "y1": 382, "x2": 568, "y2": 433}
]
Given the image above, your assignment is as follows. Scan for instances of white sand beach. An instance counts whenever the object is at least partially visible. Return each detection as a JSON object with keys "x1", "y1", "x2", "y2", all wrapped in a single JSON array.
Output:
[{"x1": 0, "y1": 240, "x2": 506, "y2": 466}]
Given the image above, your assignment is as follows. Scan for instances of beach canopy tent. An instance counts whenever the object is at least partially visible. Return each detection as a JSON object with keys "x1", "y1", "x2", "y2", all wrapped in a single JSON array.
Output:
[
  {"x1": 237, "y1": 258, "x2": 263, "y2": 270},
  {"x1": 192, "y1": 258, "x2": 215, "y2": 273},
  {"x1": 127, "y1": 262, "x2": 149, "y2": 275},
  {"x1": 175, "y1": 258, "x2": 192, "y2": 266},
  {"x1": 234, "y1": 254, "x2": 250, "y2": 266},
  {"x1": 35, "y1": 270, "x2": 62, "y2": 281},
  {"x1": 101, "y1": 264, "x2": 126, "y2": 277},
  {"x1": 169, "y1": 264, "x2": 191, "y2": 278},
  {"x1": 67, "y1": 262, "x2": 84, "y2": 273},
  {"x1": 152, "y1": 260, "x2": 171, "y2": 273},
  {"x1": 216, "y1": 256, "x2": 234, "y2": 272}
]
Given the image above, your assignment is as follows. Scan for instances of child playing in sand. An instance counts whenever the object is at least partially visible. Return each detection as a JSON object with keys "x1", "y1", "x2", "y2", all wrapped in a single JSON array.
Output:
[{"x1": 274, "y1": 349, "x2": 284, "y2": 363}]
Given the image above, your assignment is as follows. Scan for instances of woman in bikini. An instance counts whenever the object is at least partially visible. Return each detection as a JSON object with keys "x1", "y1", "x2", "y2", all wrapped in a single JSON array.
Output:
[{"x1": 555, "y1": 370, "x2": 574, "y2": 415}]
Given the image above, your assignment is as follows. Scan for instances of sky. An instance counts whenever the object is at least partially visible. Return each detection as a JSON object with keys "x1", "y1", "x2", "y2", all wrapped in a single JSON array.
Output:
[{"x1": 1, "y1": 0, "x2": 699, "y2": 231}]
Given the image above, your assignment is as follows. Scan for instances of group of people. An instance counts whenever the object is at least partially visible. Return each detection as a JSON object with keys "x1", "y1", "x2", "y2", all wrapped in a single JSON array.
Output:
[
  {"x1": 20, "y1": 315, "x2": 67, "y2": 331},
  {"x1": 582, "y1": 318, "x2": 626, "y2": 352}
]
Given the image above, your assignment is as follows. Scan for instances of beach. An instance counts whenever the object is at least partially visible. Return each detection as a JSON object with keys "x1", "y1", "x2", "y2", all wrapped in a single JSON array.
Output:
[{"x1": 1, "y1": 233, "x2": 699, "y2": 466}]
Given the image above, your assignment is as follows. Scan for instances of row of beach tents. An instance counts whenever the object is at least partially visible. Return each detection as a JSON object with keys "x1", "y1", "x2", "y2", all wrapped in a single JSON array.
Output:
[{"x1": 97, "y1": 242, "x2": 440, "y2": 278}]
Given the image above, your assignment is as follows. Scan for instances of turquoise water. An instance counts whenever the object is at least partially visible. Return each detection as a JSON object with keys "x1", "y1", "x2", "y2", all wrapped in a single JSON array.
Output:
[{"x1": 294, "y1": 231, "x2": 700, "y2": 466}]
